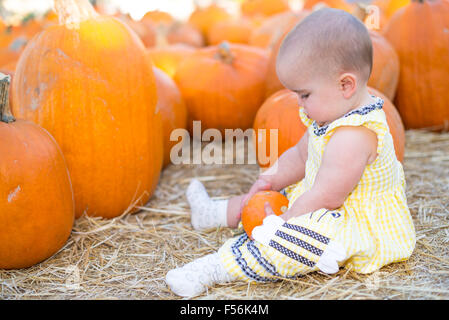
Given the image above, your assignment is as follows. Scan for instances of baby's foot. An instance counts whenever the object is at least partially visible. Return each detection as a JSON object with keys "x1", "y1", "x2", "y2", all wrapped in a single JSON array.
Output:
[
  {"x1": 186, "y1": 179, "x2": 228, "y2": 230},
  {"x1": 165, "y1": 253, "x2": 236, "y2": 297}
]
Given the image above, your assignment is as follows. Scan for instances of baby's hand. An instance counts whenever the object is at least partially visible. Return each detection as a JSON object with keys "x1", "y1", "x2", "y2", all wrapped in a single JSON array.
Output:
[
  {"x1": 240, "y1": 178, "x2": 272, "y2": 214},
  {"x1": 251, "y1": 202, "x2": 285, "y2": 243}
]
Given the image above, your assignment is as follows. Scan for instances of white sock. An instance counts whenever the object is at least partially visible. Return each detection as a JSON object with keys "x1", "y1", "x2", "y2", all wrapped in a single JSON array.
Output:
[
  {"x1": 186, "y1": 179, "x2": 229, "y2": 231},
  {"x1": 165, "y1": 252, "x2": 236, "y2": 297}
]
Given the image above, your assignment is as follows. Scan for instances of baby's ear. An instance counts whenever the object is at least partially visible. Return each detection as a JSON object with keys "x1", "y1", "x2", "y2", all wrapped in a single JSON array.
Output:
[{"x1": 339, "y1": 73, "x2": 357, "y2": 99}]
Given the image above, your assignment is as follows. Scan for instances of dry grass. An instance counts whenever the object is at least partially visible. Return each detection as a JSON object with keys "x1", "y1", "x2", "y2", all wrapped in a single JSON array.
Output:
[{"x1": 1, "y1": 130, "x2": 448, "y2": 300}]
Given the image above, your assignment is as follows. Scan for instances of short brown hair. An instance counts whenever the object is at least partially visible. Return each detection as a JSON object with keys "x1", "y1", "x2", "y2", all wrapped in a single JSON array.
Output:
[{"x1": 277, "y1": 8, "x2": 373, "y2": 82}]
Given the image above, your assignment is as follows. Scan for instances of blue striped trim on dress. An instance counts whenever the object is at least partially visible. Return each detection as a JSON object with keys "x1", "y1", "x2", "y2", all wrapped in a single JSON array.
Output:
[
  {"x1": 282, "y1": 223, "x2": 330, "y2": 245},
  {"x1": 246, "y1": 240, "x2": 299, "y2": 280},
  {"x1": 231, "y1": 234, "x2": 276, "y2": 282},
  {"x1": 275, "y1": 230, "x2": 324, "y2": 256},
  {"x1": 312, "y1": 96, "x2": 384, "y2": 136},
  {"x1": 269, "y1": 240, "x2": 315, "y2": 268}
]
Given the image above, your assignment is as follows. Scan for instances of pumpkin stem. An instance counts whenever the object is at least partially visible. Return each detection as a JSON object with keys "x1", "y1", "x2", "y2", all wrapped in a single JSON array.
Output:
[
  {"x1": 216, "y1": 41, "x2": 235, "y2": 64},
  {"x1": 54, "y1": 0, "x2": 98, "y2": 29},
  {"x1": 0, "y1": 73, "x2": 15, "y2": 123}
]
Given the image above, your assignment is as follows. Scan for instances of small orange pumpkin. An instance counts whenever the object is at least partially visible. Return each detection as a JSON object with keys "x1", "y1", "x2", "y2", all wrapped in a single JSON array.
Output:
[
  {"x1": 242, "y1": 191, "x2": 289, "y2": 237},
  {"x1": 0, "y1": 73, "x2": 74, "y2": 269}
]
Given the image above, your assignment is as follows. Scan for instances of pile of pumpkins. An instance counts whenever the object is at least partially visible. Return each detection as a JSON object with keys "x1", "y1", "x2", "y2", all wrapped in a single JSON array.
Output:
[{"x1": 1, "y1": 0, "x2": 448, "y2": 269}]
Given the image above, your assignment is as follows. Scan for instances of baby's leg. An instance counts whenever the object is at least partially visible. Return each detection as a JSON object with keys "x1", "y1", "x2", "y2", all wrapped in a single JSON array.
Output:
[
  {"x1": 165, "y1": 252, "x2": 237, "y2": 297},
  {"x1": 166, "y1": 209, "x2": 350, "y2": 297},
  {"x1": 186, "y1": 179, "x2": 245, "y2": 230},
  {"x1": 226, "y1": 195, "x2": 245, "y2": 228},
  {"x1": 218, "y1": 208, "x2": 348, "y2": 283},
  {"x1": 166, "y1": 209, "x2": 346, "y2": 297}
]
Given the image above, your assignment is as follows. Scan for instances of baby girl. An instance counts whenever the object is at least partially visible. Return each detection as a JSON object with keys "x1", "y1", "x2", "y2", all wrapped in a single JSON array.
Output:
[{"x1": 165, "y1": 8, "x2": 416, "y2": 297}]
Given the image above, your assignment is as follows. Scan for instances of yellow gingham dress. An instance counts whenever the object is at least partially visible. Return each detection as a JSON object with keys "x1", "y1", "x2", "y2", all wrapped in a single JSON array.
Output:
[{"x1": 218, "y1": 96, "x2": 416, "y2": 281}]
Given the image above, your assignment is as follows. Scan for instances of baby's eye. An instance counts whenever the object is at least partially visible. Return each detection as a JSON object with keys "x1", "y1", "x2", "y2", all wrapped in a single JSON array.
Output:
[{"x1": 301, "y1": 93, "x2": 310, "y2": 99}]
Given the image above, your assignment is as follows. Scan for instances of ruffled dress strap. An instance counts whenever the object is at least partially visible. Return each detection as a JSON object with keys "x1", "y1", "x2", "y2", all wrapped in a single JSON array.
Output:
[{"x1": 299, "y1": 107, "x2": 314, "y2": 128}]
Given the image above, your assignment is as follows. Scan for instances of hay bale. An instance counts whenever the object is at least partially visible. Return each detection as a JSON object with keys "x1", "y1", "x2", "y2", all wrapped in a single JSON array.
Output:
[{"x1": 1, "y1": 130, "x2": 448, "y2": 299}]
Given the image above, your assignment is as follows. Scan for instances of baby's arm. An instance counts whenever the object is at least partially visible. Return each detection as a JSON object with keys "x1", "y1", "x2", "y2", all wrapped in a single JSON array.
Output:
[
  {"x1": 261, "y1": 130, "x2": 310, "y2": 191},
  {"x1": 279, "y1": 126, "x2": 378, "y2": 221},
  {"x1": 240, "y1": 130, "x2": 309, "y2": 210}
]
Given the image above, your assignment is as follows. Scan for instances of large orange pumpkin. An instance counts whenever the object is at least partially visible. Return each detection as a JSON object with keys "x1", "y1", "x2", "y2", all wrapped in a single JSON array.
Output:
[
  {"x1": 241, "y1": 191, "x2": 289, "y2": 237},
  {"x1": 0, "y1": 73, "x2": 74, "y2": 269},
  {"x1": 11, "y1": 0, "x2": 163, "y2": 219},
  {"x1": 253, "y1": 88, "x2": 405, "y2": 169},
  {"x1": 174, "y1": 42, "x2": 269, "y2": 135},
  {"x1": 153, "y1": 66, "x2": 187, "y2": 168},
  {"x1": 368, "y1": 30, "x2": 400, "y2": 101},
  {"x1": 383, "y1": 0, "x2": 449, "y2": 130}
]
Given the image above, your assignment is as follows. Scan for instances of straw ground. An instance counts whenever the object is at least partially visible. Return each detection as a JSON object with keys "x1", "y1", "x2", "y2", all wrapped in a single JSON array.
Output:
[{"x1": 1, "y1": 130, "x2": 448, "y2": 299}]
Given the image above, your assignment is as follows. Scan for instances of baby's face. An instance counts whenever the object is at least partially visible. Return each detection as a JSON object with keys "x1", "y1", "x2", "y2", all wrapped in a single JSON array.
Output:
[{"x1": 277, "y1": 61, "x2": 349, "y2": 125}]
